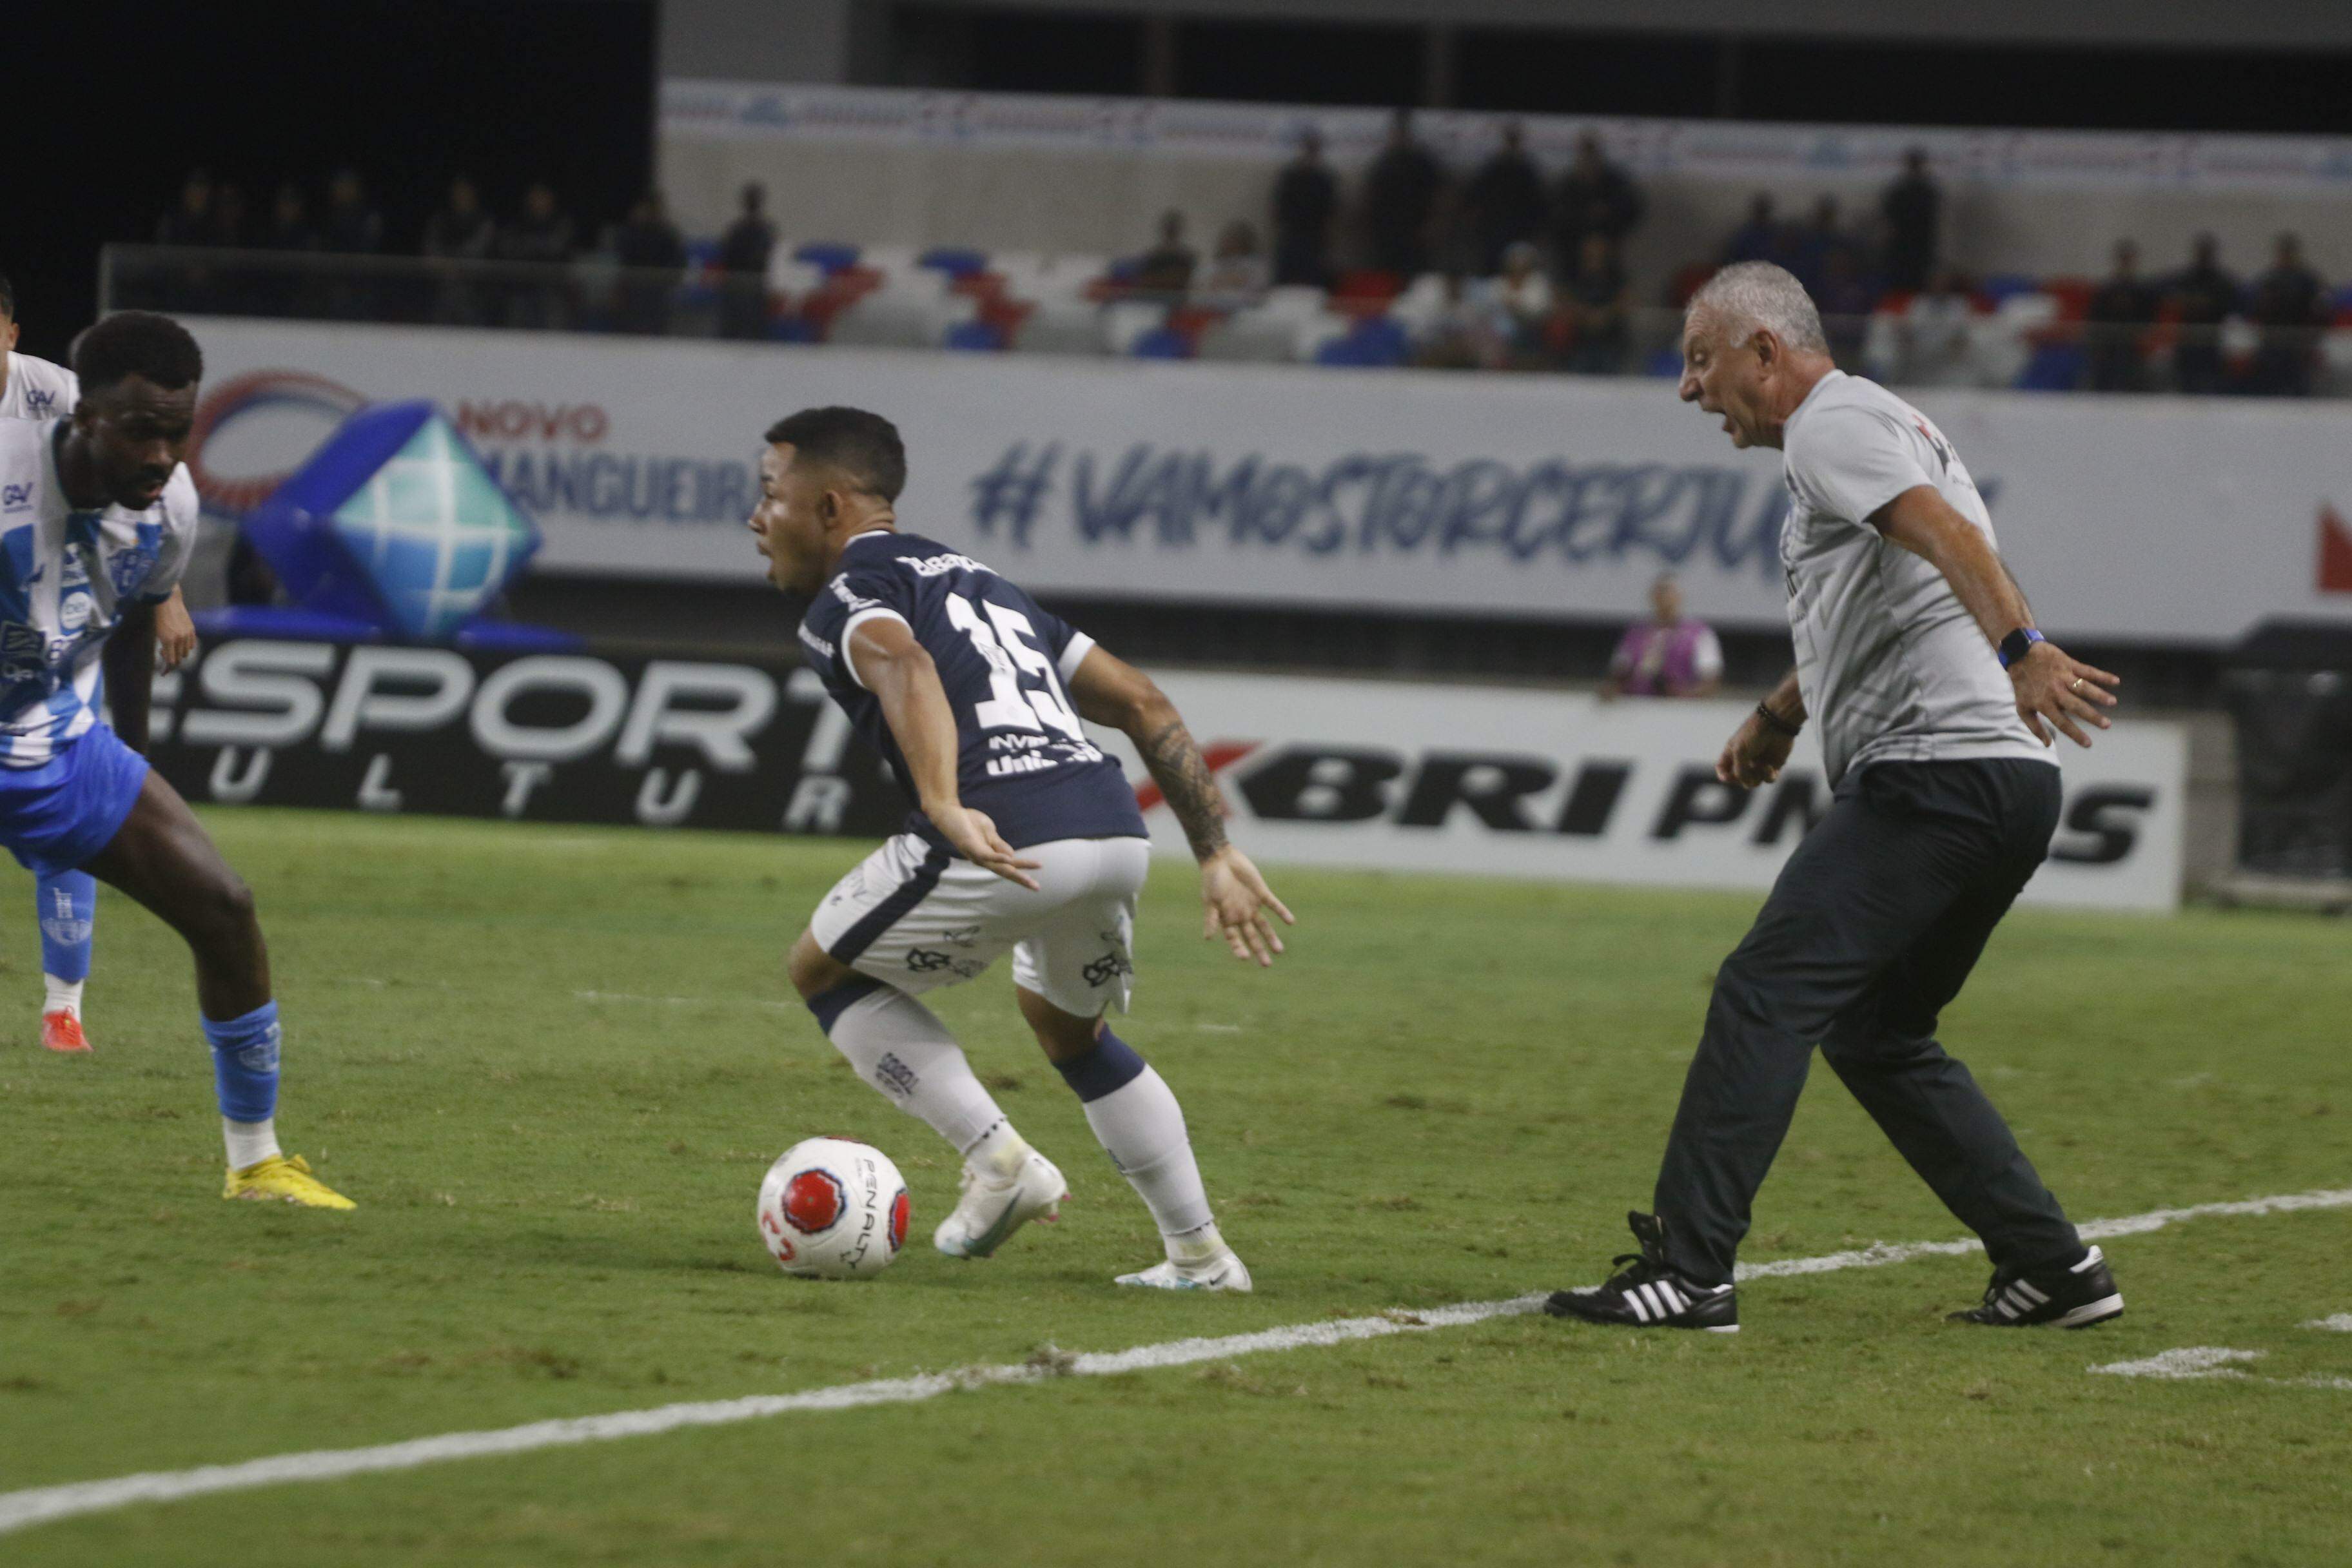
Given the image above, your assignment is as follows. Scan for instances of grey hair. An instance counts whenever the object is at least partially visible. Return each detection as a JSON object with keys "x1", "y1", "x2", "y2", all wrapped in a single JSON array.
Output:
[{"x1": 1687, "y1": 260, "x2": 1828, "y2": 354}]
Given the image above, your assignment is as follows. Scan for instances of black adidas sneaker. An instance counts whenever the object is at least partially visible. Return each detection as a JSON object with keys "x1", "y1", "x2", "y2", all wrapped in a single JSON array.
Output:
[
  {"x1": 1544, "y1": 1211, "x2": 1738, "y2": 1333},
  {"x1": 1949, "y1": 1244, "x2": 2124, "y2": 1329}
]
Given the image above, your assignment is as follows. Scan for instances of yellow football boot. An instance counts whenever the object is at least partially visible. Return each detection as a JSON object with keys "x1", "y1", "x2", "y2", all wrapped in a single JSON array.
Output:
[{"x1": 222, "y1": 1153, "x2": 356, "y2": 1210}]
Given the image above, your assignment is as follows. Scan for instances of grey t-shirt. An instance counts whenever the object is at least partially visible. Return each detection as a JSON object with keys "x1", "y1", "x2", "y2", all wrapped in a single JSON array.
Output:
[{"x1": 1778, "y1": 371, "x2": 2050, "y2": 785}]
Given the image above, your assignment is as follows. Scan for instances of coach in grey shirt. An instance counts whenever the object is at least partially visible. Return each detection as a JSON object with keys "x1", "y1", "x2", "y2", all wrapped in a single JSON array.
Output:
[{"x1": 1547, "y1": 262, "x2": 2126, "y2": 1334}]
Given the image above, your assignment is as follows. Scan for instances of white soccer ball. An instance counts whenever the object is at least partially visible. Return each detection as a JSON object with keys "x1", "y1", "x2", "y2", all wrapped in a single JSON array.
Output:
[{"x1": 756, "y1": 1137, "x2": 910, "y2": 1280}]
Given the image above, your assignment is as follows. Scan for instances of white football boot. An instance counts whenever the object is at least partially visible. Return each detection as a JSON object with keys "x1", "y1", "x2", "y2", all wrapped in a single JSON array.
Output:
[
  {"x1": 934, "y1": 1142, "x2": 1066, "y2": 1259},
  {"x1": 1115, "y1": 1225, "x2": 1252, "y2": 1292}
]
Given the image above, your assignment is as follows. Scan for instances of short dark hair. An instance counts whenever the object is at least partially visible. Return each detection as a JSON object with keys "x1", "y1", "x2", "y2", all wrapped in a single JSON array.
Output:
[
  {"x1": 0, "y1": 271, "x2": 14, "y2": 320},
  {"x1": 763, "y1": 407, "x2": 905, "y2": 501},
  {"x1": 72, "y1": 311, "x2": 204, "y2": 394}
]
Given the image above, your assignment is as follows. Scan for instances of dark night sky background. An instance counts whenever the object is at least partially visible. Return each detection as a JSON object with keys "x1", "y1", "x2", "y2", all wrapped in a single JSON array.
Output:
[{"x1": 8, "y1": 0, "x2": 657, "y2": 360}]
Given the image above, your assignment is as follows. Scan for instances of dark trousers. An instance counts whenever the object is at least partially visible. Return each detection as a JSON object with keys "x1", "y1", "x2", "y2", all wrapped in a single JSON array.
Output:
[{"x1": 1652, "y1": 759, "x2": 2083, "y2": 1286}]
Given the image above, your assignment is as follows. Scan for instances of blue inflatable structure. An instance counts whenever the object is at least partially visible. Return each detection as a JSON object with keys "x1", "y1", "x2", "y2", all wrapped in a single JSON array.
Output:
[{"x1": 213, "y1": 401, "x2": 569, "y2": 649}]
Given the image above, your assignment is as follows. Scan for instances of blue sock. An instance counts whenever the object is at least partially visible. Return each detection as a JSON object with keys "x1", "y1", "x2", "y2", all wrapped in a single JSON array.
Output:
[
  {"x1": 35, "y1": 870, "x2": 95, "y2": 985},
  {"x1": 1054, "y1": 1026, "x2": 1148, "y2": 1102},
  {"x1": 203, "y1": 1001, "x2": 282, "y2": 1122}
]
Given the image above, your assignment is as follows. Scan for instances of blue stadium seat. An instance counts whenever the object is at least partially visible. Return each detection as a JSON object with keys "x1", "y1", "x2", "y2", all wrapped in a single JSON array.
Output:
[
  {"x1": 1316, "y1": 317, "x2": 1409, "y2": 368},
  {"x1": 1131, "y1": 326, "x2": 1193, "y2": 359},
  {"x1": 794, "y1": 241, "x2": 862, "y2": 274},
  {"x1": 1981, "y1": 273, "x2": 2041, "y2": 304},
  {"x1": 2015, "y1": 341, "x2": 2085, "y2": 391},
  {"x1": 920, "y1": 248, "x2": 990, "y2": 279},
  {"x1": 944, "y1": 320, "x2": 1005, "y2": 352}
]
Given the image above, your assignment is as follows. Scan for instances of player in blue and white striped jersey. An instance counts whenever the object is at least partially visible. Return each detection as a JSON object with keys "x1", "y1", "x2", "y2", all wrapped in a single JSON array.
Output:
[
  {"x1": 0, "y1": 311, "x2": 350, "y2": 1208},
  {"x1": 2, "y1": 272, "x2": 200, "y2": 1052}
]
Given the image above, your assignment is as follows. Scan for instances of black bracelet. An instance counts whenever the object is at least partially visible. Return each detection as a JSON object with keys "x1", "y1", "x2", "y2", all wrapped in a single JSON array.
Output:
[{"x1": 1754, "y1": 701, "x2": 1802, "y2": 737}]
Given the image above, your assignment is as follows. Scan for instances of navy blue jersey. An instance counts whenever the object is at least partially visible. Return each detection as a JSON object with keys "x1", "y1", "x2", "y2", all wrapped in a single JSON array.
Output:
[{"x1": 798, "y1": 531, "x2": 1146, "y2": 852}]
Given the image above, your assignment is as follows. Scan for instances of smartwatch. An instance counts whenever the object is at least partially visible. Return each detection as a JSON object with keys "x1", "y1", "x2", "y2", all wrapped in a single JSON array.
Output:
[{"x1": 1997, "y1": 627, "x2": 2045, "y2": 669}]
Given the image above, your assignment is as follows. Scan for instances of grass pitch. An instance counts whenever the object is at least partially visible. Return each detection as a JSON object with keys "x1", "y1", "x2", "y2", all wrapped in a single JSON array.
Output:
[{"x1": 4, "y1": 808, "x2": 2349, "y2": 1566}]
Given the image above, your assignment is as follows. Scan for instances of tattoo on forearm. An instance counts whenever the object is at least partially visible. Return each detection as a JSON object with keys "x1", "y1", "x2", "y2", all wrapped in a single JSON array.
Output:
[{"x1": 1141, "y1": 718, "x2": 1228, "y2": 859}]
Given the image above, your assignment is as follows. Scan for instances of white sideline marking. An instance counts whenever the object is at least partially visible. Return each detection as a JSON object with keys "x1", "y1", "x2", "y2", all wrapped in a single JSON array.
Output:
[
  {"x1": 4, "y1": 1183, "x2": 2348, "y2": 1538},
  {"x1": 2092, "y1": 1346, "x2": 2262, "y2": 1380},
  {"x1": 1734, "y1": 1185, "x2": 2352, "y2": 1279},
  {"x1": 2304, "y1": 1313, "x2": 2352, "y2": 1333},
  {"x1": 2092, "y1": 1346, "x2": 2352, "y2": 1392}
]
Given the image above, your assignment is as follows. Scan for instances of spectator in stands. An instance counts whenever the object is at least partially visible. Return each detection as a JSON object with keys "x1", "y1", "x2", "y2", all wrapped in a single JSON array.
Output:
[
  {"x1": 2167, "y1": 233, "x2": 2239, "y2": 395},
  {"x1": 1200, "y1": 220, "x2": 1268, "y2": 305},
  {"x1": 1413, "y1": 272, "x2": 1505, "y2": 371},
  {"x1": 260, "y1": 182, "x2": 316, "y2": 253},
  {"x1": 1271, "y1": 126, "x2": 1340, "y2": 288},
  {"x1": 201, "y1": 182, "x2": 253, "y2": 313},
  {"x1": 1814, "y1": 244, "x2": 1877, "y2": 368},
  {"x1": 153, "y1": 168, "x2": 219, "y2": 311},
  {"x1": 318, "y1": 168, "x2": 385, "y2": 320},
  {"x1": 1363, "y1": 108, "x2": 1446, "y2": 280},
  {"x1": 498, "y1": 181, "x2": 577, "y2": 329},
  {"x1": 1600, "y1": 574, "x2": 1723, "y2": 700},
  {"x1": 1721, "y1": 195, "x2": 1781, "y2": 268},
  {"x1": 210, "y1": 182, "x2": 250, "y2": 250},
  {"x1": 253, "y1": 182, "x2": 318, "y2": 318},
  {"x1": 1792, "y1": 195, "x2": 1858, "y2": 293},
  {"x1": 1462, "y1": 121, "x2": 1547, "y2": 277},
  {"x1": 1487, "y1": 242, "x2": 1554, "y2": 366},
  {"x1": 1134, "y1": 210, "x2": 1197, "y2": 296},
  {"x1": 613, "y1": 191, "x2": 687, "y2": 335},
  {"x1": 1552, "y1": 132, "x2": 1643, "y2": 263},
  {"x1": 1879, "y1": 147, "x2": 1940, "y2": 292},
  {"x1": 2082, "y1": 240, "x2": 2158, "y2": 392},
  {"x1": 718, "y1": 182, "x2": 776, "y2": 340},
  {"x1": 2248, "y1": 232, "x2": 2328, "y2": 397},
  {"x1": 155, "y1": 168, "x2": 217, "y2": 249},
  {"x1": 1558, "y1": 234, "x2": 1631, "y2": 375},
  {"x1": 319, "y1": 168, "x2": 384, "y2": 255},
  {"x1": 1899, "y1": 267, "x2": 1975, "y2": 385},
  {"x1": 422, "y1": 175, "x2": 496, "y2": 326}
]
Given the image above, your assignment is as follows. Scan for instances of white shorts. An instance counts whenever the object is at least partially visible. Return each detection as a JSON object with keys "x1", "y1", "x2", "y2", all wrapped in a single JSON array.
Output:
[{"x1": 810, "y1": 833, "x2": 1150, "y2": 1017}]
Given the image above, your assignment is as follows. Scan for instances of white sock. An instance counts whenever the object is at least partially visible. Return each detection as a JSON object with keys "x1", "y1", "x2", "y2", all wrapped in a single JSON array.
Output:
[
  {"x1": 962, "y1": 1117, "x2": 1029, "y2": 1179},
  {"x1": 44, "y1": 975, "x2": 83, "y2": 1017},
  {"x1": 1167, "y1": 1219, "x2": 1230, "y2": 1266},
  {"x1": 1081, "y1": 1066, "x2": 1213, "y2": 1239},
  {"x1": 223, "y1": 1117, "x2": 282, "y2": 1171},
  {"x1": 822, "y1": 986, "x2": 1008, "y2": 1154}
]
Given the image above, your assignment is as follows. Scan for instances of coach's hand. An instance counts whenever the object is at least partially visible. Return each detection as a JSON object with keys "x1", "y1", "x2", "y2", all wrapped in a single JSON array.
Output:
[
  {"x1": 2011, "y1": 640, "x2": 2119, "y2": 748},
  {"x1": 931, "y1": 803, "x2": 1043, "y2": 890},
  {"x1": 1717, "y1": 708, "x2": 1796, "y2": 790},
  {"x1": 1200, "y1": 845, "x2": 1294, "y2": 968}
]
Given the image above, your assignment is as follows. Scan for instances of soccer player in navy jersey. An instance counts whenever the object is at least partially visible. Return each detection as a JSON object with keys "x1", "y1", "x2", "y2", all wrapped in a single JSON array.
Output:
[{"x1": 754, "y1": 406, "x2": 1291, "y2": 1291}]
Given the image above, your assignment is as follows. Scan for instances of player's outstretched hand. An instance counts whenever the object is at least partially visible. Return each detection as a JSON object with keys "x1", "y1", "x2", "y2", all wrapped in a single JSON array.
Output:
[
  {"x1": 155, "y1": 589, "x2": 200, "y2": 673},
  {"x1": 1200, "y1": 846, "x2": 1294, "y2": 968},
  {"x1": 1717, "y1": 708, "x2": 1795, "y2": 790},
  {"x1": 2011, "y1": 640, "x2": 2119, "y2": 748},
  {"x1": 931, "y1": 803, "x2": 1043, "y2": 890}
]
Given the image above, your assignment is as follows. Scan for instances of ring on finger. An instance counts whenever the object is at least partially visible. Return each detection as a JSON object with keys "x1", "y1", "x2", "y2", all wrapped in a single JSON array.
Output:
[{"x1": 2068, "y1": 676, "x2": 2084, "y2": 693}]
